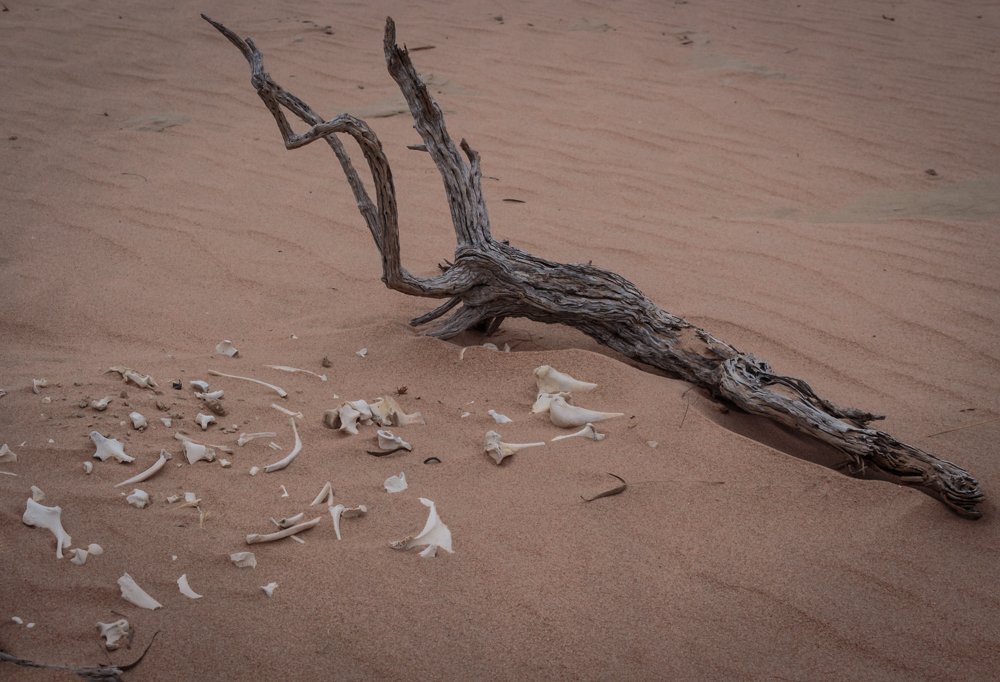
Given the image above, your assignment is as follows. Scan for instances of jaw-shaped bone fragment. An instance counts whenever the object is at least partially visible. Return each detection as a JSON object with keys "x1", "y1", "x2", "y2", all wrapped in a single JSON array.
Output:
[
  {"x1": 0, "y1": 444, "x2": 17, "y2": 463},
  {"x1": 207, "y1": 370, "x2": 287, "y2": 398},
  {"x1": 263, "y1": 418, "x2": 302, "y2": 473},
  {"x1": 128, "y1": 412, "x2": 148, "y2": 431},
  {"x1": 183, "y1": 441, "x2": 216, "y2": 465},
  {"x1": 238, "y1": 431, "x2": 277, "y2": 446},
  {"x1": 115, "y1": 450, "x2": 172, "y2": 488},
  {"x1": 531, "y1": 391, "x2": 571, "y2": 414},
  {"x1": 384, "y1": 472, "x2": 407, "y2": 493},
  {"x1": 22, "y1": 498, "x2": 72, "y2": 559},
  {"x1": 484, "y1": 431, "x2": 545, "y2": 465},
  {"x1": 548, "y1": 396, "x2": 623, "y2": 428},
  {"x1": 487, "y1": 409, "x2": 513, "y2": 424},
  {"x1": 177, "y1": 574, "x2": 203, "y2": 599},
  {"x1": 534, "y1": 365, "x2": 598, "y2": 395},
  {"x1": 390, "y1": 497, "x2": 453, "y2": 556},
  {"x1": 215, "y1": 339, "x2": 239, "y2": 357},
  {"x1": 551, "y1": 423, "x2": 607, "y2": 442},
  {"x1": 309, "y1": 481, "x2": 334, "y2": 506},
  {"x1": 90, "y1": 432, "x2": 134, "y2": 463},
  {"x1": 107, "y1": 366, "x2": 157, "y2": 389},
  {"x1": 195, "y1": 413, "x2": 217, "y2": 431},
  {"x1": 190, "y1": 380, "x2": 210, "y2": 392},
  {"x1": 117, "y1": 573, "x2": 162, "y2": 610},
  {"x1": 97, "y1": 619, "x2": 131, "y2": 651},
  {"x1": 230, "y1": 551, "x2": 256, "y2": 568},
  {"x1": 245, "y1": 516, "x2": 321, "y2": 544},
  {"x1": 126, "y1": 489, "x2": 150, "y2": 509},
  {"x1": 329, "y1": 504, "x2": 368, "y2": 540},
  {"x1": 90, "y1": 396, "x2": 114, "y2": 411},
  {"x1": 375, "y1": 430, "x2": 412, "y2": 452},
  {"x1": 368, "y1": 396, "x2": 425, "y2": 427},
  {"x1": 265, "y1": 365, "x2": 328, "y2": 382}
]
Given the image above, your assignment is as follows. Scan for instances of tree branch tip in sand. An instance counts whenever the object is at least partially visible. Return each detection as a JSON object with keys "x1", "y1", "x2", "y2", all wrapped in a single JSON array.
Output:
[
  {"x1": 205, "y1": 16, "x2": 984, "y2": 519},
  {"x1": 582, "y1": 473, "x2": 628, "y2": 502}
]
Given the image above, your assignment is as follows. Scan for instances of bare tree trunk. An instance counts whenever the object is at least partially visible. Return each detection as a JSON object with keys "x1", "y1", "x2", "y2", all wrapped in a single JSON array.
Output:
[{"x1": 203, "y1": 15, "x2": 984, "y2": 519}]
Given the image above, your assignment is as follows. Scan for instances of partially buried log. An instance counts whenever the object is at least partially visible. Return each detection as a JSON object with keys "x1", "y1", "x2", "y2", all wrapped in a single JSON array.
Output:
[{"x1": 203, "y1": 15, "x2": 984, "y2": 519}]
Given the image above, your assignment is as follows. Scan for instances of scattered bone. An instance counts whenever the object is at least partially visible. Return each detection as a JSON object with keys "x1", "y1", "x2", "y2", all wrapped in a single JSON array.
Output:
[
  {"x1": 534, "y1": 365, "x2": 598, "y2": 395},
  {"x1": 41, "y1": 396, "x2": 52, "y2": 404},
  {"x1": 384, "y1": 472, "x2": 408, "y2": 493},
  {"x1": 261, "y1": 582, "x2": 278, "y2": 597},
  {"x1": 265, "y1": 365, "x2": 328, "y2": 382},
  {"x1": 97, "y1": 619, "x2": 131, "y2": 650},
  {"x1": 107, "y1": 366, "x2": 157, "y2": 389},
  {"x1": 160, "y1": 417, "x2": 172, "y2": 427},
  {"x1": 646, "y1": 440, "x2": 659, "y2": 449},
  {"x1": 195, "y1": 389, "x2": 225, "y2": 401},
  {"x1": 369, "y1": 396, "x2": 425, "y2": 426},
  {"x1": 177, "y1": 574, "x2": 203, "y2": 599},
  {"x1": 329, "y1": 503, "x2": 367, "y2": 540},
  {"x1": 90, "y1": 396, "x2": 113, "y2": 411},
  {"x1": 581, "y1": 473, "x2": 628, "y2": 502},
  {"x1": 390, "y1": 497, "x2": 453, "y2": 556},
  {"x1": 90, "y1": 431, "x2": 135, "y2": 464},
  {"x1": 355, "y1": 347, "x2": 368, "y2": 358},
  {"x1": 487, "y1": 409, "x2": 513, "y2": 424},
  {"x1": 11, "y1": 616, "x2": 24, "y2": 625},
  {"x1": 245, "y1": 516, "x2": 321, "y2": 544},
  {"x1": 376, "y1": 429, "x2": 412, "y2": 451},
  {"x1": 279, "y1": 484, "x2": 289, "y2": 498},
  {"x1": 310, "y1": 481, "x2": 334, "y2": 506},
  {"x1": 183, "y1": 441, "x2": 216, "y2": 465},
  {"x1": 0, "y1": 443, "x2": 17, "y2": 463},
  {"x1": 190, "y1": 380, "x2": 210, "y2": 392},
  {"x1": 238, "y1": 431, "x2": 277, "y2": 446},
  {"x1": 268, "y1": 441, "x2": 281, "y2": 450},
  {"x1": 179, "y1": 492, "x2": 202, "y2": 508},
  {"x1": 531, "y1": 391, "x2": 571, "y2": 414},
  {"x1": 118, "y1": 573, "x2": 162, "y2": 610},
  {"x1": 324, "y1": 403, "x2": 363, "y2": 435},
  {"x1": 321, "y1": 355, "x2": 332, "y2": 368},
  {"x1": 166, "y1": 494, "x2": 181, "y2": 503},
  {"x1": 459, "y1": 343, "x2": 503, "y2": 360},
  {"x1": 215, "y1": 340, "x2": 239, "y2": 357},
  {"x1": 230, "y1": 551, "x2": 257, "y2": 568},
  {"x1": 175, "y1": 431, "x2": 233, "y2": 453},
  {"x1": 249, "y1": 466, "x2": 260, "y2": 476},
  {"x1": 128, "y1": 412, "x2": 148, "y2": 431},
  {"x1": 88, "y1": 543, "x2": 104, "y2": 555},
  {"x1": 83, "y1": 461, "x2": 93, "y2": 475},
  {"x1": 207, "y1": 369, "x2": 287, "y2": 398},
  {"x1": 26, "y1": 622, "x2": 35, "y2": 629},
  {"x1": 23, "y1": 499, "x2": 74, "y2": 558},
  {"x1": 548, "y1": 396, "x2": 624, "y2": 428},
  {"x1": 271, "y1": 403, "x2": 303, "y2": 419},
  {"x1": 263, "y1": 418, "x2": 302, "y2": 473},
  {"x1": 272, "y1": 512, "x2": 305, "y2": 529},
  {"x1": 32, "y1": 378, "x2": 48, "y2": 394},
  {"x1": 484, "y1": 431, "x2": 545, "y2": 465},
  {"x1": 126, "y1": 489, "x2": 150, "y2": 509},
  {"x1": 70, "y1": 548, "x2": 90, "y2": 565},
  {"x1": 551, "y1": 423, "x2": 607, "y2": 442},
  {"x1": 219, "y1": 458, "x2": 232, "y2": 468},
  {"x1": 195, "y1": 413, "x2": 216, "y2": 431},
  {"x1": 30, "y1": 485, "x2": 45, "y2": 502}
]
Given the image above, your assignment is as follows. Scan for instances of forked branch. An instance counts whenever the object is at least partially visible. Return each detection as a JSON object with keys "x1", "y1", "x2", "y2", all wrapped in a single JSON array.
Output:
[{"x1": 204, "y1": 15, "x2": 984, "y2": 519}]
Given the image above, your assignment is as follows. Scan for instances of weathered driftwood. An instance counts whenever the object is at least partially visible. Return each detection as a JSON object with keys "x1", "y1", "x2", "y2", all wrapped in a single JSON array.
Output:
[{"x1": 204, "y1": 16, "x2": 984, "y2": 519}]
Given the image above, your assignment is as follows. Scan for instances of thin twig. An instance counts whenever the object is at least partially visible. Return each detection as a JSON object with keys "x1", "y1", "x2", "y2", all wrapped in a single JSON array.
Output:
[
  {"x1": 924, "y1": 416, "x2": 1000, "y2": 439},
  {"x1": 582, "y1": 473, "x2": 628, "y2": 502}
]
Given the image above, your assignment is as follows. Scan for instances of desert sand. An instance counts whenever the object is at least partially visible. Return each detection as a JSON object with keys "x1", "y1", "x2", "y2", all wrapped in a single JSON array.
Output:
[{"x1": 2, "y1": 0, "x2": 999, "y2": 679}]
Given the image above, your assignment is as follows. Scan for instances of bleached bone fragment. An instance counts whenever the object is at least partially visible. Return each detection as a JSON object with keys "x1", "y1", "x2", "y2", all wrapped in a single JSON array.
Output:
[
  {"x1": 487, "y1": 409, "x2": 513, "y2": 425},
  {"x1": 207, "y1": 370, "x2": 287, "y2": 398},
  {"x1": 32, "y1": 378, "x2": 48, "y2": 394},
  {"x1": 263, "y1": 418, "x2": 302, "y2": 473},
  {"x1": 384, "y1": 472, "x2": 407, "y2": 493},
  {"x1": 329, "y1": 504, "x2": 367, "y2": 540},
  {"x1": 219, "y1": 458, "x2": 231, "y2": 468},
  {"x1": 11, "y1": 616, "x2": 23, "y2": 625},
  {"x1": 267, "y1": 442, "x2": 281, "y2": 450},
  {"x1": 484, "y1": 431, "x2": 545, "y2": 465},
  {"x1": 177, "y1": 574, "x2": 203, "y2": 599},
  {"x1": 261, "y1": 582, "x2": 278, "y2": 597},
  {"x1": 215, "y1": 340, "x2": 239, "y2": 357},
  {"x1": 166, "y1": 494, "x2": 181, "y2": 503},
  {"x1": 107, "y1": 366, "x2": 157, "y2": 389},
  {"x1": 83, "y1": 461, "x2": 93, "y2": 474},
  {"x1": 88, "y1": 543, "x2": 104, "y2": 555},
  {"x1": 97, "y1": 619, "x2": 131, "y2": 650},
  {"x1": 174, "y1": 431, "x2": 233, "y2": 454},
  {"x1": 310, "y1": 481, "x2": 334, "y2": 507},
  {"x1": 0, "y1": 444, "x2": 17, "y2": 463},
  {"x1": 245, "y1": 516, "x2": 321, "y2": 544},
  {"x1": 90, "y1": 396, "x2": 114, "y2": 411},
  {"x1": 271, "y1": 403, "x2": 303, "y2": 419},
  {"x1": 30, "y1": 485, "x2": 45, "y2": 501},
  {"x1": 180, "y1": 491, "x2": 202, "y2": 508},
  {"x1": 238, "y1": 431, "x2": 277, "y2": 446},
  {"x1": 390, "y1": 497, "x2": 453, "y2": 556},
  {"x1": 41, "y1": 396, "x2": 52, "y2": 404},
  {"x1": 355, "y1": 347, "x2": 368, "y2": 358},
  {"x1": 195, "y1": 389, "x2": 225, "y2": 401},
  {"x1": 249, "y1": 466, "x2": 260, "y2": 476},
  {"x1": 376, "y1": 430, "x2": 412, "y2": 451},
  {"x1": 195, "y1": 413, "x2": 216, "y2": 431},
  {"x1": 324, "y1": 403, "x2": 363, "y2": 435},
  {"x1": 160, "y1": 417, "x2": 172, "y2": 428},
  {"x1": 273, "y1": 512, "x2": 304, "y2": 528},
  {"x1": 531, "y1": 391, "x2": 571, "y2": 414},
  {"x1": 0, "y1": 388, "x2": 6, "y2": 398},
  {"x1": 89, "y1": 432, "x2": 135, "y2": 463},
  {"x1": 279, "y1": 485, "x2": 289, "y2": 498},
  {"x1": 551, "y1": 423, "x2": 607, "y2": 442},
  {"x1": 190, "y1": 380, "x2": 210, "y2": 392},
  {"x1": 114, "y1": 449, "x2": 171, "y2": 489},
  {"x1": 265, "y1": 365, "x2": 328, "y2": 382},
  {"x1": 183, "y1": 441, "x2": 216, "y2": 465},
  {"x1": 548, "y1": 396, "x2": 624, "y2": 428},
  {"x1": 126, "y1": 489, "x2": 150, "y2": 509},
  {"x1": 230, "y1": 551, "x2": 256, "y2": 568},
  {"x1": 128, "y1": 412, "x2": 148, "y2": 431},
  {"x1": 117, "y1": 573, "x2": 162, "y2": 610},
  {"x1": 534, "y1": 365, "x2": 598, "y2": 395},
  {"x1": 369, "y1": 396, "x2": 425, "y2": 426},
  {"x1": 70, "y1": 548, "x2": 89, "y2": 565}
]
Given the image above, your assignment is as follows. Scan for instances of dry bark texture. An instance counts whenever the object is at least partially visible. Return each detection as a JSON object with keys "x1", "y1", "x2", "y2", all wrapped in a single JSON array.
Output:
[{"x1": 203, "y1": 15, "x2": 984, "y2": 519}]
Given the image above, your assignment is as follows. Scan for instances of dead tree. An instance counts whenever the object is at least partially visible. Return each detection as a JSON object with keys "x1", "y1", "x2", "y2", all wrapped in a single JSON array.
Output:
[{"x1": 203, "y1": 15, "x2": 984, "y2": 519}]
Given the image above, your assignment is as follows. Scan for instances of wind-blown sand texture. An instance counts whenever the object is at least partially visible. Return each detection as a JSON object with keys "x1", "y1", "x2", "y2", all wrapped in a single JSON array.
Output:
[{"x1": 2, "y1": 0, "x2": 999, "y2": 679}]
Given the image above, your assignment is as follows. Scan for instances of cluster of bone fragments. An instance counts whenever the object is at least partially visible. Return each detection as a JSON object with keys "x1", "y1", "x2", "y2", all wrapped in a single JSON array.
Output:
[{"x1": 4, "y1": 341, "x2": 623, "y2": 652}]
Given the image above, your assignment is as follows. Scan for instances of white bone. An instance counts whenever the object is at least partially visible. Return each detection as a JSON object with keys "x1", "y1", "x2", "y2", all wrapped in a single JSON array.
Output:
[
  {"x1": 551, "y1": 423, "x2": 607, "y2": 442},
  {"x1": 376, "y1": 430, "x2": 412, "y2": 451},
  {"x1": 126, "y1": 489, "x2": 150, "y2": 509},
  {"x1": 83, "y1": 461, "x2": 93, "y2": 474},
  {"x1": 190, "y1": 380, "x2": 210, "y2": 392},
  {"x1": 11, "y1": 616, "x2": 23, "y2": 625},
  {"x1": 246, "y1": 516, "x2": 321, "y2": 544},
  {"x1": 88, "y1": 543, "x2": 103, "y2": 555},
  {"x1": 107, "y1": 366, "x2": 157, "y2": 389},
  {"x1": 279, "y1": 484, "x2": 289, "y2": 498},
  {"x1": 272, "y1": 512, "x2": 304, "y2": 528},
  {"x1": 219, "y1": 458, "x2": 231, "y2": 468},
  {"x1": 329, "y1": 504, "x2": 367, "y2": 540},
  {"x1": 195, "y1": 390, "x2": 225, "y2": 401},
  {"x1": 229, "y1": 551, "x2": 256, "y2": 568},
  {"x1": 128, "y1": 412, "x2": 148, "y2": 431},
  {"x1": 271, "y1": 403, "x2": 303, "y2": 419},
  {"x1": 90, "y1": 396, "x2": 113, "y2": 411},
  {"x1": 70, "y1": 548, "x2": 89, "y2": 565},
  {"x1": 263, "y1": 418, "x2": 302, "y2": 473},
  {"x1": 22, "y1": 498, "x2": 71, "y2": 559},
  {"x1": 174, "y1": 432, "x2": 232, "y2": 454},
  {"x1": 32, "y1": 378, "x2": 48, "y2": 394},
  {"x1": 166, "y1": 494, "x2": 181, "y2": 503},
  {"x1": 384, "y1": 472, "x2": 407, "y2": 493},
  {"x1": 548, "y1": 396, "x2": 624, "y2": 428},
  {"x1": 265, "y1": 365, "x2": 328, "y2": 381},
  {"x1": 30, "y1": 485, "x2": 45, "y2": 502},
  {"x1": 207, "y1": 370, "x2": 287, "y2": 398},
  {"x1": 487, "y1": 409, "x2": 513, "y2": 424},
  {"x1": 534, "y1": 365, "x2": 598, "y2": 395},
  {"x1": 324, "y1": 403, "x2": 363, "y2": 435},
  {"x1": 390, "y1": 497, "x2": 453, "y2": 555},
  {"x1": 117, "y1": 573, "x2": 162, "y2": 610},
  {"x1": 90, "y1": 432, "x2": 134, "y2": 463},
  {"x1": 215, "y1": 339, "x2": 239, "y2": 357},
  {"x1": 238, "y1": 432, "x2": 277, "y2": 446},
  {"x1": 368, "y1": 396, "x2": 425, "y2": 427},
  {"x1": 177, "y1": 574, "x2": 203, "y2": 599},
  {"x1": 97, "y1": 619, "x2": 130, "y2": 650},
  {"x1": 0, "y1": 443, "x2": 17, "y2": 463},
  {"x1": 261, "y1": 582, "x2": 278, "y2": 597},
  {"x1": 484, "y1": 431, "x2": 545, "y2": 465},
  {"x1": 249, "y1": 466, "x2": 260, "y2": 476},
  {"x1": 180, "y1": 491, "x2": 201, "y2": 508},
  {"x1": 195, "y1": 413, "x2": 216, "y2": 431},
  {"x1": 309, "y1": 481, "x2": 334, "y2": 506},
  {"x1": 355, "y1": 347, "x2": 368, "y2": 358},
  {"x1": 160, "y1": 417, "x2": 172, "y2": 427},
  {"x1": 115, "y1": 450, "x2": 171, "y2": 488},
  {"x1": 531, "y1": 391, "x2": 571, "y2": 414},
  {"x1": 183, "y1": 441, "x2": 216, "y2": 465}
]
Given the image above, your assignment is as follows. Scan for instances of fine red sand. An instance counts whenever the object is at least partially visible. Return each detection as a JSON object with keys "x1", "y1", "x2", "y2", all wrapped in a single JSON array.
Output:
[{"x1": 2, "y1": 1, "x2": 999, "y2": 679}]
